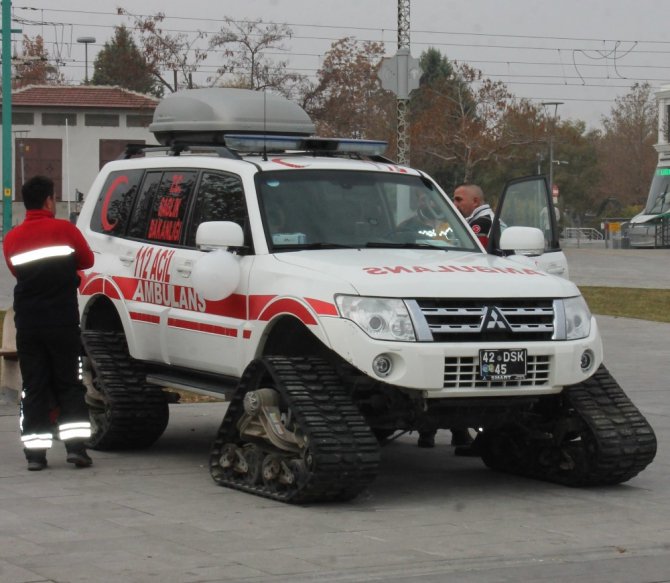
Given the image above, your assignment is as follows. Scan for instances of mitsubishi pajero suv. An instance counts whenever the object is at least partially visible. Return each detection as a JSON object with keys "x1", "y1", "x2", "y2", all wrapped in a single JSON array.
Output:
[{"x1": 77, "y1": 88, "x2": 656, "y2": 503}]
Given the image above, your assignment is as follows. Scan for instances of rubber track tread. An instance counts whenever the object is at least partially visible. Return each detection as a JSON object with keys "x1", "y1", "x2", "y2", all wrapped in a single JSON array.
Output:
[
  {"x1": 486, "y1": 365, "x2": 657, "y2": 486},
  {"x1": 557, "y1": 364, "x2": 657, "y2": 486},
  {"x1": 209, "y1": 356, "x2": 380, "y2": 504},
  {"x1": 82, "y1": 330, "x2": 169, "y2": 450}
]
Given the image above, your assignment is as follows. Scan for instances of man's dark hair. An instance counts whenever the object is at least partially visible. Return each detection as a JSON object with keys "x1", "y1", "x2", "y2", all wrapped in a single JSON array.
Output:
[{"x1": 22, "y1": 175, "x2": 55, "y2": 210}]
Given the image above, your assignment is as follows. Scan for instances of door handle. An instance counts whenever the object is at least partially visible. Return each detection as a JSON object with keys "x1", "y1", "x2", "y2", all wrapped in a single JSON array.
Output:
[
  {"x1": 176, "y1": 261, "x2": 193, "y2": 277},
  {"x1": 119, "y1": 254, "x2": 135, "y2": 266}
]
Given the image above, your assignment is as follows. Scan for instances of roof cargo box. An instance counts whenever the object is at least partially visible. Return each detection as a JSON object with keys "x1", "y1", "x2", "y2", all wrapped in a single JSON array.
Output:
[{"x1": 149, "y1": 88, "x2": 315, "y2": 145}]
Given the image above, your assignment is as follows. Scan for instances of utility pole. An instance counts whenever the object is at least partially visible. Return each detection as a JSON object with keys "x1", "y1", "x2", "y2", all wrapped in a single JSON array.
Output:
[
  {"x1": 396, "y1": 0, "x2": 410, "y2": 165},
  {"x1": 541, "y1": 101, "x2": 563, "y2": 199},
  {"x1": 77, "y1": 36, "x2": 96, "y2": 84},
  {"x1": 378, "y1": 0, "x2": 419, "y2": 165},
  {"x1": 2, "y1": 0, "x2": 21, "y2": 236}
]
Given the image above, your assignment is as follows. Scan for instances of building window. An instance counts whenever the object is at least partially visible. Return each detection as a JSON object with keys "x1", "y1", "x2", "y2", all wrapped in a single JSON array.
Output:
[
  {"x1": 85, "y1": 114, "x2": 119, "y2": 127},
  {"x1": 126, "y1": 114, "x2": 153, "y2": 128},
  {"x1": 666, "y1": 105, "x2": 670, "y2": 143},
  {"x1": 12, "y1": 112, "x2": 34, "y2": 125},
  {"x1": 42, "y1": 112, "x2": 77, "y2": 126}
]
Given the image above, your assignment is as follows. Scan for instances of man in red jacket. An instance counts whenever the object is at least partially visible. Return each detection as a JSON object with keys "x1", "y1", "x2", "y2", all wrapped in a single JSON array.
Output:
[{"x1": 3, "y1": 175, "x2": 95, "y2": 471}]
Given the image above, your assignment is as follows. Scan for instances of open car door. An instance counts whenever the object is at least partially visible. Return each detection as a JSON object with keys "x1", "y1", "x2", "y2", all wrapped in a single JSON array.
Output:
[{"x1": 488, "y1": 175, "x2": 569, "y2": 278}]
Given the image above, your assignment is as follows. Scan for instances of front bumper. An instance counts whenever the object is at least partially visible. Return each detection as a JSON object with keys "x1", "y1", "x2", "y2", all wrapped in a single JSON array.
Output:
[{"x1": 319, "y1": 315, "x2": 603, "y2": 398}]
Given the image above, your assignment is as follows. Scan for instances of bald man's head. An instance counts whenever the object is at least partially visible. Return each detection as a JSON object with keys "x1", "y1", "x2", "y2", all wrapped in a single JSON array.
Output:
[{"x1": 453, "y1": 184, "x2": 485, "y2": 218}]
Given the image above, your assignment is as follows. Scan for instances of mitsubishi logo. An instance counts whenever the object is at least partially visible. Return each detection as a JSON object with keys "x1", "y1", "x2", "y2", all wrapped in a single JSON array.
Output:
[{"x1": 481, "y1": 306, "x2": 513, "y2": 332}]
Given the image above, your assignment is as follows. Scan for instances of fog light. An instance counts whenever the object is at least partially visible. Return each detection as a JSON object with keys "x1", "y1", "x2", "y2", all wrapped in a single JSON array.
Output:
[
  {"x1": 580, "y1": 349, "x2": 594, "y2": 372},
  {"x1": 372, "y1": 354, "x2": 393, "y2": 378}
]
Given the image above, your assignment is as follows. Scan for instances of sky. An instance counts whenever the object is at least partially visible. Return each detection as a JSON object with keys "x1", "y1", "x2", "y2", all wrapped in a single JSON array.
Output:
[{"x1": 8, "y1": 0, "x2": 670, "y2": 129}]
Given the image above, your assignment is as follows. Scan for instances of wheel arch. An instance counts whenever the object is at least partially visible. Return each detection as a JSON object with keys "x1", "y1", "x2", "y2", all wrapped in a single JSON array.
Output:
[
  {"x1": 257, "y1": 315, "x2": 332, "y2": 359},
  {"x1": 80, "y1": 293, "x2": 140, "y2": 357}
]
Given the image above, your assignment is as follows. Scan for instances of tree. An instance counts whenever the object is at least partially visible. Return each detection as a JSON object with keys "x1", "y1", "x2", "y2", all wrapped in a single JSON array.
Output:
[
  {"x1": 13, "y1": 35, "x2": 64, "y2": 88},
  {"x1": 91, "y1": 26, "x2": 162, "y2": 97},
  {"x1": 595, "y1": 82, "x2": 657, "y2": 208},
  {"x1": 307, "y1": 37, "x2": 395, "y2": 145},
  {"x1": 419, "y1": 47, "x2": 453, "y2": 86},
  {"x1": 208, "y1": 18, "x2": 303, "y2": 98},
  {"x1": 410, "y1": 56, "x2": 542, "y2": 189},
  {"x1": 117, "y1": 8, "x2": 208, "y2": 93}
]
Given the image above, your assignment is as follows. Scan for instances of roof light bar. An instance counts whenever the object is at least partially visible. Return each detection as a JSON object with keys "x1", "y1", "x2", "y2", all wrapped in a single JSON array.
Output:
[{"x1": 224, "y1": 134, "x2": 388, "y2": 156}]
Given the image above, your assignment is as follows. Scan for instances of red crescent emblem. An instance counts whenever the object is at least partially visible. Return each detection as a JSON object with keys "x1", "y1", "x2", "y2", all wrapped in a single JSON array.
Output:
[{"x1": 100, "y1": 175, "x2": 129, "y2": 232}]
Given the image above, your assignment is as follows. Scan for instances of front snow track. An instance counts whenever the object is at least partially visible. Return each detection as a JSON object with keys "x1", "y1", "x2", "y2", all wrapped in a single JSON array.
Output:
[
  {"x1": 209, "y1": 356, "x2": 381, "y2": 504},
  {"x1": 480, "y1": 365, "x2": 657, "y2": 486},
  {"x1": 81, "y1": 330, "x2": 169, "y2": 450}
]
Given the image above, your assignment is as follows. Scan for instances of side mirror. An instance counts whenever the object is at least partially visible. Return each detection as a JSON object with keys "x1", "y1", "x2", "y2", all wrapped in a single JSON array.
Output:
[
  {"x1": 196, "y1": 221, "x2": 244, "y2": 250},
  {"x1": 499, "y1": 226, "x2": 545, "y2": 256}
]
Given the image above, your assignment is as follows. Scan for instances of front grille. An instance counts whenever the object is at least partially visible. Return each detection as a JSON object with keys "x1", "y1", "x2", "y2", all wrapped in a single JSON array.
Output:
[
  {"x1": 412, "y1": 298, "x2": 555, "y2": 342},
  {"x1": 443, "y1": 355, "x2": 551, "y2": 389}
]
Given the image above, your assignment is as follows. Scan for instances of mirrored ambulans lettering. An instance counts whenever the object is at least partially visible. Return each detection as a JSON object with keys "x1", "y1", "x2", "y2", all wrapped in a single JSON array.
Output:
[
  {"x1": 363, "y1": 265, "x2": 546, "y2": 276},
  {"x1": 131, "y1": 246, "x2": 206, "y2": 311}
]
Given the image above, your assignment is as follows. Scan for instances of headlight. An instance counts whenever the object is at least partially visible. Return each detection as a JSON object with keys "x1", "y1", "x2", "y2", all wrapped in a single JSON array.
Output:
[
  {"x1": 555, "y1": 296, "x2": 592, "y2": 340},
  {"x1": 335, "y1": 295, "x2": 416, "y2": 341}
]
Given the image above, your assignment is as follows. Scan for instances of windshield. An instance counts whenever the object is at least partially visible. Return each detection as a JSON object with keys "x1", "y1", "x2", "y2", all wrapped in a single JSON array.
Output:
[
  {"x1": 256, "y1": 170, "x2": 478, "y2": 252},
  {"x1": 644, "y1": 168, "x2": 670, "y2": 215}
]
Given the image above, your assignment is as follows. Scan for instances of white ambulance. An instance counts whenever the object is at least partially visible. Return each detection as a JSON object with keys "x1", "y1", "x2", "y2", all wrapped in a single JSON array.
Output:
[{"x1": 77, "y1": 88, "x2": 656, "y2": 503}]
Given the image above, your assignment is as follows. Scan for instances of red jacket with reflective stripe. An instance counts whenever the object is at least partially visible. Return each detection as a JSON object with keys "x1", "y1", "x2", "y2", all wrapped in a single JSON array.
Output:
[{"x1": 2, "y1": 210, "x2": 94, "y2": 329}]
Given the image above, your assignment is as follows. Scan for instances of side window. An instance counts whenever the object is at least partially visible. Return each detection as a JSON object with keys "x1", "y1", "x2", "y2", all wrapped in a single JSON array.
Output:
[
  {"x1": 127, "y1": 170, "x2": 197, "y2": 244},
  {"x1": 185, "y1": 171, "x2": 247, "y2": 247},
  {"x1": 127, "y1": 172, "x2": 162, "y2": 239},
  {"x1": 496, "y1": 178, "x2": 559, "y2": 251},
  {"x1": 90, "y1": 169, "x2": 144, "y2": 236}
]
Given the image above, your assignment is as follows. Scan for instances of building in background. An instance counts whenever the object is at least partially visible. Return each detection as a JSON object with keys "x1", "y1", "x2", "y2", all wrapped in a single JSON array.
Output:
[{"x1": 0, "y1": 85, "x2": 158, "y2": 225}]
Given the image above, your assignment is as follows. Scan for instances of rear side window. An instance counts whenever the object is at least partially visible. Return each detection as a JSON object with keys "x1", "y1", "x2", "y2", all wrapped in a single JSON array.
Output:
[
  {"x1": 90, "y1": 169, "x2": 145, "y2": 236},
  {"x1": 184, "y1": 171, "x2": 247, "y2": 248},
  {"x1": 127, "y1": 170, "x2": 197, "y2": 244}
]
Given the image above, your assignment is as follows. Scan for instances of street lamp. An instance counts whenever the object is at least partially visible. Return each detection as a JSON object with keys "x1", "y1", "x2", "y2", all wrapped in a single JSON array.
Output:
[
  {"x1": 541, "y1": 101, "x2": 563, "y2": 197},
  {"x1": 77, "y1": 36, "x2": 96, "y2": 84}
]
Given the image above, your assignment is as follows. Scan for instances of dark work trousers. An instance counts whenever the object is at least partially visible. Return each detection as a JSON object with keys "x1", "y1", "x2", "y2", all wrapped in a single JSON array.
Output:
[{"x1": 17, "y1": 325, "x2": 90, "y2": 456}]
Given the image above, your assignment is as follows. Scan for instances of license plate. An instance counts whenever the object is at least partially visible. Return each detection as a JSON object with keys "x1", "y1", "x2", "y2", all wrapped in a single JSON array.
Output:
[{"x1": 479, "y1": 349, "x2": 527, "y2": 381}]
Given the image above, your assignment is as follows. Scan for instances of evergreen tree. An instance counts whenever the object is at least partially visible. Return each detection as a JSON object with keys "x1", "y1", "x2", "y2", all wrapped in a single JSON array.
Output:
[{"x1": 91, "y1": 26, "x2": 162, "y2": 96}]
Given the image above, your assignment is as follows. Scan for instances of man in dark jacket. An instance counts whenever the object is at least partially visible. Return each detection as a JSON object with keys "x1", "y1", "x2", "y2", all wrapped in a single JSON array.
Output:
[
  {"x1": 3, "y1": 175, "x2": 95, "y2": 471},
  {"x1": 453, "y1": 183, "x2": 495, "y2": 246}
]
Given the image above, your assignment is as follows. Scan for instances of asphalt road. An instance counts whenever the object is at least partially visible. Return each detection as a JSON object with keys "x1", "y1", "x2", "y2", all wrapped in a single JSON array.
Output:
[{"x1": 0, "y1": 246, "x2": 668, "y2": 582}]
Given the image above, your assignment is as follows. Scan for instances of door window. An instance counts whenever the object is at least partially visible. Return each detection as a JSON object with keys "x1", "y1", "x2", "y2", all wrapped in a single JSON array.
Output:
[
  {"x1": 492, "y1": 176, "x2": 560, "y2": 251},
  {"x1": 127, "y1": 170, "x2": 197, "y2": 243},
  {"x1": 185, "y1": 171, "x2": 247, "y2": 248}
]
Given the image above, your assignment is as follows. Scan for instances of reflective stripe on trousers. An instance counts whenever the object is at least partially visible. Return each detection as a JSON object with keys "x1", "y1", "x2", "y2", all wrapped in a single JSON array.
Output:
[{"x1": 59, "y1": 421, "x2": 92, "y2": 441}]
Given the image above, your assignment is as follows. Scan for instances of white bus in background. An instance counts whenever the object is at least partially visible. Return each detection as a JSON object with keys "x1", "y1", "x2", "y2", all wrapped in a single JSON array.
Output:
[
  {"x1": 626, "y1": 165, "x2": 670, "y2": 248},
  {"x1": 626, "y1": 85, "x2": 670, "y2": 248}
]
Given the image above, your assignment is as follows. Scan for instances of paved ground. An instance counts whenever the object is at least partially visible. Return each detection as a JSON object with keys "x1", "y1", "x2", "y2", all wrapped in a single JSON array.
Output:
[
  {"x1": 0, "y1": 247, "x2": 668, "y2": 582},
  {"x1": 564, "y1": 247, "x2": 670, "y2": 289}
]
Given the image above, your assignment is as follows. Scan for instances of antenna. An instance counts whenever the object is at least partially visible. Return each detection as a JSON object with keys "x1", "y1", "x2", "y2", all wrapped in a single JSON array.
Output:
[{"x1": 262, "y1": 90, "x2": 268, "y2": 161}]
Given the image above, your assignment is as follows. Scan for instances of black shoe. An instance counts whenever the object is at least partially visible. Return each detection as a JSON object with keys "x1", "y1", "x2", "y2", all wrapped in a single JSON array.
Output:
[
  {"x1": 451, "y1": 429, "x2": 473, "y2": 447},
  {"x1": 66, "y1": 450, "x2": 93, "y2": 468},
  {"x1": 27, "y1": 458, "x2": 47, "y2": 471},
  {"x1": 25, "y1": 448, "x2": 48, "y2": 471},
  {"x1": 417, "y1": 431, "x2": 436, "y2": 448}
]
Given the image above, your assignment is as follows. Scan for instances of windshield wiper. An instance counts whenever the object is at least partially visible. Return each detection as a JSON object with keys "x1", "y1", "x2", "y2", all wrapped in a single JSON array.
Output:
[
  {"x1": 273, "y1": 242, "x2": 354, "y2": 250},
  {"x1": 363, "y1": 241, "x2": 446, "y2": 250}
]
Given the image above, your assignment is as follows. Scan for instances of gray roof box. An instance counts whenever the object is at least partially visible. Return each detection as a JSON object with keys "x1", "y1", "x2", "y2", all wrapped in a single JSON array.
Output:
[{"x1": 149, "y1": 88, "x2": 315, "y2": 145}]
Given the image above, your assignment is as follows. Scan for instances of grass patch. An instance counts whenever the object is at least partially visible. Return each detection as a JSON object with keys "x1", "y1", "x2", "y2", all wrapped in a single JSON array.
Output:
[{"x1": 580, "y1": 286, "x2": 670, "y2": 323}]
